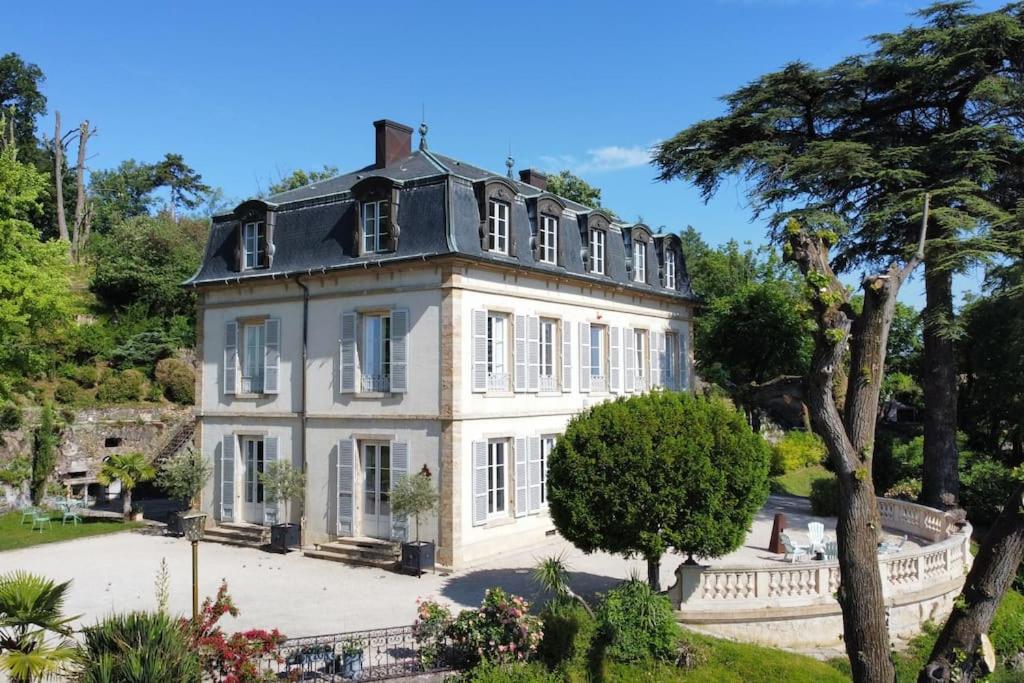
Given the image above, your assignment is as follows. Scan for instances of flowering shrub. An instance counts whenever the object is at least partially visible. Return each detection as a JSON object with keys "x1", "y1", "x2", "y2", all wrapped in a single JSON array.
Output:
[{"x1": 413, "y1": 598, "x2": 453, "y2": 668}]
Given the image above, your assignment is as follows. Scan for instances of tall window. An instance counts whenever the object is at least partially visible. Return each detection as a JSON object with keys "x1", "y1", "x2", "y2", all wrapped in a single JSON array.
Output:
[
  {"x1": 362, "y1": 314, "x2": 392, "y2": 392},
  {"x1": 590, "y1": 325, "x2": 607, "y2": 391},
  {"x1": 243, "y1": 437, "x2": 264, "y2": 504},
  {"x1": 539, "y1": 436, "x2": 555, "y2": 505},
  {"x1": 487, "y1": 439, "x2": 508, "y2": 516},
  {"x1": 665, "y1": 332, "x2": 678, "y2": 387},
  {"x1": 488, "y1": 200, "x2": 510, "y2": 254},
  {"x1": 362, "y1": 200, "x2": 389, "y2": 254},
  {"x1": 634, "y1": 329, "x2": 647, "y2": 391},
  {"x1": 665, "y1": 251, "x2": 677, "y2": 289},
  {"x1": 589, "y1": 229, "x2": 606, "y2": 274},
  {"x1": 243, "y1": 222, "x2": 267, "y2": 270},
  {"x1": 539, "y1": 215, "x2": 558, "y2": 264},
  {"x1": 486, "y1": 313, "x2": 508, "y2": 391},
  {"x1": 241, "y1": 323, "x2": 265, "y2": 393},
  {"x1": 539, "y1": 318, "x2": 557, "y2": 391},
  {"x1": 633, "y1": 240, "x2": 646, "y2": 282}
]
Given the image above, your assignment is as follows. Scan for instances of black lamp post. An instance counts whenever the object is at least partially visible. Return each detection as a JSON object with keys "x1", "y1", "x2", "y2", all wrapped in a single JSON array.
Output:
[{"x1": 180, "y1": 512, "x2": 207, "y2": 622}]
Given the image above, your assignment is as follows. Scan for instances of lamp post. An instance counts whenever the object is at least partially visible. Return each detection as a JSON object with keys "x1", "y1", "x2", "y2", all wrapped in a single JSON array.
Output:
[{"x1": 180, "y1": 512, "x2": 207, "y2": 623}]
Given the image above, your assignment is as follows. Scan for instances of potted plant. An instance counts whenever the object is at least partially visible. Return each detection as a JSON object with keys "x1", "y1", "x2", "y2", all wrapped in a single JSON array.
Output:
[
  {"x1": 259, "y1": 461, "x2": 305, "y2": 552},
  {"x1": 391, "y1": 471, "x2": 439, "y2": 575},
  {"x1": 339, "y1": 638, "x2": 364, "y2": 679},
  {"x1": 156, "y1": 448, "x2": 212, "y2": 535}
]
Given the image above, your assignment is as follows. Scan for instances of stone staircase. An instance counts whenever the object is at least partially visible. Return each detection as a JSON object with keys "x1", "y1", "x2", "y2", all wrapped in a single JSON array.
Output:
[
  {"x1": 304, "y1": 537, "x2": 398, "y2": 570},
  {"x1": 153, "y1": 419, "x2": 196, "y2": 467},
  {"x1": 202, "y1": 522, "x2": 268, "y2": 548}
]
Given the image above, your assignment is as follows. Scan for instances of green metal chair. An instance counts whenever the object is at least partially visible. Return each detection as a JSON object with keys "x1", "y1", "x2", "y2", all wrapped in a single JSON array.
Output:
[
  {"x1": 31, "y1": 511, "x2": 53, "y2": 532},
  {"x1": 61, "y1": 502, "x2": 82, "y2": 526},
  {"x1": 20, "y1": 506, "x2": 39, "y2": 524}
]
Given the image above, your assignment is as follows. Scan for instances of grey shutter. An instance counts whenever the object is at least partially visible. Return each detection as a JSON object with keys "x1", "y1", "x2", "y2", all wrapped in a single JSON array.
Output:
[
  {"x1": 390, "y1": 441, "x2": 409, "y2": 541},
  {"x1": 625, "y1": 329, "x2": 635, "y2": 393},
  {"x1": 514, "y1": 314, "x2": 528, "y2": 392},
  {"x1": 609, "y1": 326, "x2": 622, "y2": 393},
  {"x1": 472, "y1": 441, "x2": 488, "y2": 526},
  {"x1": 658, "y1": 332, "x2": 668, "y2": 387},
  {"x1": 651, "y1": 332, "x2": 662, "y2": 389},
  {"x1": 340, "y1": 312, "x2": 356, "y2": 393},
  {"x1": 528, "y1": 436, "x2": 542, "y2": 513},
  {"x1": 514, "y1": 437, "x2": 528, "y2": 518},
  {"x1": 579, "y1": 322, "x2": 591, "y2": 393},
  {"x1": 263, "y1": 318, "x2": 280, "y2": 394},
  {"x1": 561, "y1": 320, "x2": 572, "y2": 392},
  {"x1": 337, "y1": 438, "x2": 355, "y2": 536},
  {"x1": 262, "y1": 436, "x2": 280, "y2": 525},
  {"x1": 220, "y1": 435, "x2": 235, "y2": 522},
  {"x1": 390, "y1": 309, "x2": 409, "y2": 393},
  {"x1": 472, "y1": 309, "x2": 488, "y2": 392},
  {"x1": 224, "y1": 321, "x2": 238, "y2": 395},
  {"x1": 680, "y1": 328, "x2": 690, "y2": 390},
  {"x1": 527, "y1": 316, "x2": 540, "y2": 392},
  {"x1": 266, "y1": 212, "x2": 277, "y2": 268}
]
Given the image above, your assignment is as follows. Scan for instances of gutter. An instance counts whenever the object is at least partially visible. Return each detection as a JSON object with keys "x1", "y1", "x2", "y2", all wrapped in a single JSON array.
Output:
[{"x1": 295, "y1": 275, "x2": 310, "y2": 547}]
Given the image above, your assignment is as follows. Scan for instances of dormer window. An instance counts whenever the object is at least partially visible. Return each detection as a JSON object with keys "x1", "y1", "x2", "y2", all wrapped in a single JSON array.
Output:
[
  {"x1": 487, "y1": 199, "x2": 510, "y2": 254},
  {"x1": 352, "y1": 176, "x2": 401, "y2": 257},
  {"x1": 590, "y1": 229, "x2": 606, "y2": 275},
  {"x1": 539, "y1": 215, "x2": 558, "y2": 264},
  {"x1": 243, "y1": 221, "x2": 268, "y2": 270},
  {"x1": 633, "y1": 240, "x2": 646, "y2": 282},
  {"x1": 362, "y1": 200, "x2": 390, "y2": 254},
  {"x1": 665, "y1": 251, "x2": 677, "y2": 289}
]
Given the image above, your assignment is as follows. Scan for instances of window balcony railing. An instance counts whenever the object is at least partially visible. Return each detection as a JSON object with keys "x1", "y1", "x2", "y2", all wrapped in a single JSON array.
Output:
[
  {"x1": 539, "y1": 375, "x2": 558, "y2": 392},
  {"x1": 590, "y1": 374, "x2": 608, "y2": 393},
  {"x1": 634, "y1": 375, "x2": 648, "y2": 393},
  {"x1": 240, "y1": 376, "x2": 264, "y2": 394},
  {"x1": 487, "y1": 372, "x2": 510, "y2": 392},
  {"x1": 361, "y1": 374, "x2": 391, "y2": 393}
]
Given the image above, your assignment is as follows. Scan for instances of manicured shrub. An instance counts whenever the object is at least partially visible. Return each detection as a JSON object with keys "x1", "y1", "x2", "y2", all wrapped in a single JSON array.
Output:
[
  {"x1": 77, "y1": 610, "x2": 200, "y2": 682},
  {"x1": 960, "y1": 456, "x2": 1017, "y2": 527},
  {"x1": 884, "y1": 478, "x2": 922, "y2": 502},
  {"x1": 413, "y1": 599, "x2": 454, "y2": 669},
  {"x1": 0, "y1": 400, "x2": 21, "y2": 431},
  {"x1": 809, "y1": 476, "x2": 840, "y2": 517},
  {"x1": 456, "y1": 660, "x2": 559, "y2": 683},
  {"x1": 991, "y1": 589, "x2": 1024, "y2": 662},
  {"x1": 97, "y1": 369, "x2": 147, "y2": 403},
  {"x1": 155, "y1": 357, "x2": 195, "y2": 405},
  {"x1": 770, "y1": 430, "x2": 826, "y2": 475},
  {"x1": 53, "y1": 378, "x2": 82, "y2": 405},
  {"x1": 595, "y1": 580, "x2": 678, "y2": 663},
  {"x1": 538, "y1": 599, "x2": 597, "y2": 672}
]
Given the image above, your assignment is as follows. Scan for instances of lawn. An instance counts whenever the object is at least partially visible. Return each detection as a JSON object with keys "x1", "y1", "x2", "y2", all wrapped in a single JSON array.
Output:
[
  {"x1": 0, "y1": 509, "x2": 143, "y2": 552},
  {"x1": 771, "y1": 464, "x2": 832, "y2": 498}
]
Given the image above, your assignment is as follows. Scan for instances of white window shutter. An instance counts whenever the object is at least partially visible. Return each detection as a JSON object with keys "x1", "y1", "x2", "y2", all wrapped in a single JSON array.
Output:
[
  {"x1": 528, "y1": 436, "x2": 542, "y2": 513},
  {"x1": 390, "y1": 309, "x2": 409, "y2": 393},
  {"x1": 609, "y1": 327, "x2": 621, "y2": 393},
  {"x1": 579, "y1": 322, "x2": 591, "y2": 393},
  {"x1": 561, "y1": 320, "x2": 572, "y2": 392},
  {"x1": 224, "y1": 321, "x2": 238, "y2": 395},
  {"x1": 337, "y1": 438, "x2": 355, "y2": 536},
  {"x1": 472, "y1": 441, "x2": 488, "y2": 526},
  {"x1": 625, "y1": 329, "x2": 635, "y2": 393},
  {"x1": 390, "y1": 441, "x2": 409, "y2": 541},
  {"x1": 514, "y1": 314, "x2": 528, "y2": 392},
  {"x1": 472, "y1": 309, "x2": 488, "y2": 392},
  {"x1": 680, "y1": 328, "x2": 690, "y2": 390},
  {"x1": 263, "y1": 318, "x2": 280, "y2": 394},
  {"x1": 220, "y1": 434, "x2": 235, "y2": 522},
  {"x1": 659, "y1": 332, "x2": 668, "y2": 387},
  {"x1": 651, "y1": 331, "x2": 662, "y2": 389},
  {"x1": 514, "y1": 437, "x2": 528, "y2": 518},
  {"x1": 527, "y1": 316, "x2": 540, "y2": 392},
  {"x1": 262, "y1": 436, "x2": 280, "y2": 525},
  {"x1": 340, "y1": 313, "x2": 357, "y2": 393}
]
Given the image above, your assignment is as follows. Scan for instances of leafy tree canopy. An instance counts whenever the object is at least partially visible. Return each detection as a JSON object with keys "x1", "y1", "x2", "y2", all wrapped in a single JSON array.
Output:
[
  {"x1": 545, "y1": 170, "x2": 604, "y2": 209},
  {"x1": 267, "y1": 165, "x2": 339, "y2": 195},
  {"x1": 0, "y1": 53, "x2": 46, "y2": 145}
]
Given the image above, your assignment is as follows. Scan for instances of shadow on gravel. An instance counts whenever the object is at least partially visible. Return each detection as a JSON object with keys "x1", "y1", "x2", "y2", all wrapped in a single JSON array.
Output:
[{"x1": 439, "y1": 567, "x2": 622, "y2": 609}]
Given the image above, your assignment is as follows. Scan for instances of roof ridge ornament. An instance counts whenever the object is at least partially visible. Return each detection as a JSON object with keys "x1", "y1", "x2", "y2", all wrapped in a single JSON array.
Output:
[{"x1": 419, "y1": 104, "x2": 428, "y2": 151}]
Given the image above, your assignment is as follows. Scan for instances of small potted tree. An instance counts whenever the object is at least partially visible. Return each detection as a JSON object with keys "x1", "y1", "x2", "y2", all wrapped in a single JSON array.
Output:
[
  {"x1": 391, "y1": 470, "x2": 439, "y2": 575},
  {"x1": 156, "y1": 448, "x2": 212, "y2": 535},
  {"x1": 259, "y1": 461, "x2": 305, "y2": 552},
  {"x1": 339, "y1": 638, "x2": 365, "y2": 679}
]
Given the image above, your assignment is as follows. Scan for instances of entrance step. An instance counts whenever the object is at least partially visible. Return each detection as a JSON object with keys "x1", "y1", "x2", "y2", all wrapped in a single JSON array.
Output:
[
  {"x1": 304, "y1": 537, "x2": 398, "y2": 570},
  {"x1": 202, "y1": 522, "x2": 267, "y2": 548}
]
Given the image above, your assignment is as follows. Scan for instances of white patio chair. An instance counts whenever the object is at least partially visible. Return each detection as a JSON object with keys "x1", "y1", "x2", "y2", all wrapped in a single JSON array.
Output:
[
  {"x1": 808, "y1": 522, "x2": 825, "y2": 551},
  {"x1": 824, "y1": 540, "x2": 838, "y2": 560},
  {"x1": 780, "y1": 533, "x2": 810, "y2": 563}
]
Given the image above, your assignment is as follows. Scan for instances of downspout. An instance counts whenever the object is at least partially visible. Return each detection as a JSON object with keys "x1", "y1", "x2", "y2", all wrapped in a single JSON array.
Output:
[{"x1": 295, "y1": 275, "x2": 310, "y2": 547}]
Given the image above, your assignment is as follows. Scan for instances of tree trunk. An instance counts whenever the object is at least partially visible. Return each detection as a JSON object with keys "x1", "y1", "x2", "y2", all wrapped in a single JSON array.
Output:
[
  {"x1": 921, "y1": 260, "x2": 959, "y2": 509},
  {"x1": 71, "y1": 120, "x2": 90, "y2": 263},
  {"x1": 122, "y1": 489, "x2": 132, "y2": 519},
  {"x1": 920, "y1": 483, "x2": 1024, "y2": 682},
  {"x1": 647, "y1": 556, "x2": 661, "y2": 592},
  {"x1": 53, "y1": 111, "x2": 69, "y2": 244}
]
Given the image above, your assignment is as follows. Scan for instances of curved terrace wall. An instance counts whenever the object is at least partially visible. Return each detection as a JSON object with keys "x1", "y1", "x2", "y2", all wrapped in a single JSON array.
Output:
[{"x1": 668, "y1": 498, "x2": 973, "y2": 649}]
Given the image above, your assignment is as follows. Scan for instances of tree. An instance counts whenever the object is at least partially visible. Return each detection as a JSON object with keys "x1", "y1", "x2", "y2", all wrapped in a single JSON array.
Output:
[
  {"x1": 0, "y1": 54, "x2": 46, "y2": 145},
  {"x1": 155, "y1": 448, "x2": 212, "y2": 511},
  {"x1": 76, "y1": 611, "x2": 200, "y2": 682},
  {"x1": 545, "y1": 170, "x2": 604, "y2": 209},
  {"x1": 97, "y1": 452, "x2": 156, "y2": 518},
  {"x1": 0, "y1": 571, "x2": 76, "y2": 683},
  {"x1": 654, "y1": 2, "x2": 1024, "y2": 511},
  {"x1": 29, "y1": 404, "x2": 59, "y2": 506},
  {"x1": 152, "y1": 153, "x2": 210, "y2": 221},
  {"x1": 547, "y1": 391, "x2": 770, "y2": 591},
  {"x1": 88, "y1": 160, "x2": 160, "y2": 233},
  {"x1": 390, "y1": 472, "x2": 439, "y2": 543},
  {"x1": 267, "y1": 165, "x2": 339, "y2": 195},
  {"x1": 257, "y1": 461, "x2": 304, "y2": 525}
]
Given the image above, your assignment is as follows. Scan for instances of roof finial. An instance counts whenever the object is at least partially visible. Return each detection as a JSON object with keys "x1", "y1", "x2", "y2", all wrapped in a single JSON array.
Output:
[
  {"x1": 505, "y1": 139, "x2": 514, "y2": 179},
  {"x1": 419, "y1": 104, "x2": 428, "y2": 151}
]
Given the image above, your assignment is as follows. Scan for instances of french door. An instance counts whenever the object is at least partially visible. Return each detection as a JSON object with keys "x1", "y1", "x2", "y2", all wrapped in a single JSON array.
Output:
[
  {"x1": 242, "y1": 437, "x2": 265, "y2": 523},
  {"x1": 361, "y1": 442, "x2": 391, "y2": 539}
]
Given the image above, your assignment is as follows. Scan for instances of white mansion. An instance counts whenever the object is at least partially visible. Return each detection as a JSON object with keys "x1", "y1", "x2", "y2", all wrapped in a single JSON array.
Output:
[{"x1": 187, "y1": 120, "x2": 697, "y2": 567}]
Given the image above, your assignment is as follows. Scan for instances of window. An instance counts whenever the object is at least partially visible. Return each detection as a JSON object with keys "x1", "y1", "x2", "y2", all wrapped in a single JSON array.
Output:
[
  {"x1": 634, "y1": 329, "x2": 647, "y2": 391},
  {"x1": 633, "y1": 240, "x2": 646, "y2": 282},
  {"x1": 243, "y1": 222, "x2": 267, "y2": 270},
  {"x1": 665, "y1": 251, "x2": 677, "y2": 289},
  {"x1": 539, "y1": 436, "x2": 555, "y2": 505},
  {"x1": 539, "y1": 318, "x2": 557, "y2": 391},
  {"x1": 590, "y1": 325, "x2": 607, "y2": 392},
  {"x1": 362, "y1": 200, "x2": 389, "y2": 254},
  {"x1": 487, "y1": 313, "x2": 509, "y2": 391},
  {"x1": 665, "y1": 332, "x2": 678, "y2": 387},
  {"x1": 539, "y1": 215, "x2": 558, "y2": 264},
  {"x1": 241, "y1": 323, "x2": 266, "y2": 393},
  {"x1": 487, "y1": 440, "x2": 508, "y2": 516},
  {"x1": 487, "y1": 200, "x2": 510, "y2": 254},
  {"x1": 243, "y1": 437, "x2": 265, "y2": 504},
  {"x1": 362, "y1": 314, "x2": 392, "y2": 392},
  {"x1": 589, "y1": 229, "x2": 606, "y2": 274}
]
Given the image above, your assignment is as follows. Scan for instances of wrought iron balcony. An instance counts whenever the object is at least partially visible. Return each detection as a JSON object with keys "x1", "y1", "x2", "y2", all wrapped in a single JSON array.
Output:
[
  {"x1": 539, "y1": 375, "x2": 558, "y2": 392},
  {"x1": 486, "y1": 372, "x2": 510, "y2": 392},
  {"x1": 361, "y1": 374, "x2": 391, "y2": 392}
]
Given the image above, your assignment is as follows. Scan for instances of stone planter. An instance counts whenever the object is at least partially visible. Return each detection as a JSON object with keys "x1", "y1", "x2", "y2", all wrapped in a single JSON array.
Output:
[
  {"x1": 340, "y1": 651, "x2": 363, "y2": 679},
  {"x1": 400, "y1": 540, "x2": 435, "y2": 576},
  {"x1": 270, "y1": 523, "x2": 301, "y2": 552}
]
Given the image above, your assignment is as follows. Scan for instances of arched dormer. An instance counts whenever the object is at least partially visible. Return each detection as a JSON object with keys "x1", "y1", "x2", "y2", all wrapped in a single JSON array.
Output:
[
  {"x1": 351, "y1": 176, "x2": 403, "y2": 256},
  {"x1": 626, "y1": 224, "x2": 654, "y2": 284},
  {"x1": 654, "y1": 233, "x2": 685, "y2": 290},
  {"x1": 233, "y1": 198, "x2": 278, "y2": 272},
  {"x1": 579, "y1": 209, "x2": 614, "y2": 275},
  {"x1": 473, "y1": 176, "x2": 519, "y2": 255},
  {"x1": 526, "y1": 193, "x2": 566, "y2": 265}
]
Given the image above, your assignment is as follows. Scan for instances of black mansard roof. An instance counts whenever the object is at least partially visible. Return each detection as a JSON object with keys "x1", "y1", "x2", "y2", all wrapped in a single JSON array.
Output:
[{"x1": 187, "y1": 149, "x2": 696, "y2": 302}]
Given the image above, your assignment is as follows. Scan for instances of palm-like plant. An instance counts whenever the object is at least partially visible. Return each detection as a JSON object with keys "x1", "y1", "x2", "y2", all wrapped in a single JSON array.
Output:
[
  {"x1": 0, "y1": 571, "x2": 77, "y2": 683},
  {"x1": 532, "y1": 554, "x2": 593, "y2": 616},
  {"x1": 96, "y1": 452, "x2": 156, "y2": 519},
  {"x1": 76, "y1": 611, "x2": 200, "y2": 683}
]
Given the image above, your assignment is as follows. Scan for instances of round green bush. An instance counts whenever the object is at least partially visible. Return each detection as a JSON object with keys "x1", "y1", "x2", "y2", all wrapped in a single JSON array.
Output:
[
  {"x1": 155, "y1": 357, "x2": 195, "y2": 405},
  {"x1": 960, "y1": 457, "x2": 1017, "y2": 527},
  {"x1": 73, "y1": 365, "x2": 99, "y2": 389},
  {"x1": 538, "y1": 599, "x2": 597, "y2": 672},
  {"x1": 809, "y1": 476, "x2": 840, "y2": 517},
  {"x1": 0, "y1": 400, "x2": 22, "y2": 431},
  {"x1": 54, "y1": 378, "x2": 82, "y2": 405},
  {"x1": 456, "y1": 660, "x2": 558, "y2": 683},
  {"x1": 96, "y1": 369, "x2": 147, "y2": 403},
  {"x1": 771, "y1": 430, "x2": 826, "y2": 475},
  {"x1": 595, "y1": 580, "x2": 678, "y2": 663}
]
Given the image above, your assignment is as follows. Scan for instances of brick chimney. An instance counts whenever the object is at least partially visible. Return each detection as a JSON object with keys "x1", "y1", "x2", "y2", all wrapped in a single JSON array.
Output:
[
  {"x1": 373, "y1": 119, "x2": 413, "y2": 169},
  {"x1": 519, "y1": 168, "x2": 547, "y2": 191}
]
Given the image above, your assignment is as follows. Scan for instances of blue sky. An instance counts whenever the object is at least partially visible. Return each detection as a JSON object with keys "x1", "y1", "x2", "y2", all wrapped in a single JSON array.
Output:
[{"x1": 4, "y1": 0, "x2": 1003, "y2": 305}]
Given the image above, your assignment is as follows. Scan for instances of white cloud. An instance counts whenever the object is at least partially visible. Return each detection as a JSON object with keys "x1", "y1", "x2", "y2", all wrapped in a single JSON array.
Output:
[{"x1": 539, "y1": 143, "x2": 655, "y2": 175}]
